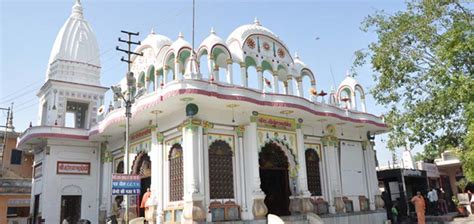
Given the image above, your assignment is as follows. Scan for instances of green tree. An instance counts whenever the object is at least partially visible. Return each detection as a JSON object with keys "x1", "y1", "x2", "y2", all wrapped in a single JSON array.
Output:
[{"x1": 353, "y1": 1, "x2": 473, "y2": 178}]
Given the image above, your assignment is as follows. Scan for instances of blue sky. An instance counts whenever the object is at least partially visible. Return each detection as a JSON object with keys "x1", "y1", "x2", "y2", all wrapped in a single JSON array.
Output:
[{"x1": 0, "y1": 0, "x2": 416, "y2": 166}]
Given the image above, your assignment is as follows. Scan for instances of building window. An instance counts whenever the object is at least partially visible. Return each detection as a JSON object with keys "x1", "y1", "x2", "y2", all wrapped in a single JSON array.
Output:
[
  {"x1": 169, "y1": 144, "x2": 183, "y2": 202},
  {"x1": 10, "y1": 149, "x2": 22, "y2": 165},
  {"x1": 209, "y1": 140, "x2": 234, "y2": 199},
  {"x1": 65, "y1": 101, "x2": 89, "y2": 128},
  {"x1": 306, "y1": 148, "x2": 322, "y2": 196}
]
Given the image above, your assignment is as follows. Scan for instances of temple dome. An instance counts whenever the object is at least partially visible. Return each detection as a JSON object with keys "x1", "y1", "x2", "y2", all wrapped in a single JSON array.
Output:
[
  {"x1": 169, "y1": 32, "x2": 191, "y2": 54},
  {"x1": 199, "y1": 28, "x2": 226, "y2": 50},
  {"x1": 138, "y1": 31, "x2": 173, "y2": 56},
  {"x1": 226, "y1": 18, "x2": 282, "y2": 47}
]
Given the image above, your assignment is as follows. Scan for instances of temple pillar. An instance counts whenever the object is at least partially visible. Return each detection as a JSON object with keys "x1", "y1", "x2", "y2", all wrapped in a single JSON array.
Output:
[
  {"x1": 226, "y1": 59, "x2": 233, "y2": 84},
  {"x1": 174, "y1": 59, "x2": 180, "y2": 81},
  {"x1": 361, "y1": 97, "x2": 367, "y2": 112},
  {"x1": 240, "y1": 63, "x2": 248, "y2": 87},
  {"x1": 351, "y1": 92, "x2": 357, "y2": 110},
  {"x1": 235, "y1": 126, "x2": 250, "y2": 218},
  {"x1": 99, "y1": 142, "x2": 113, "y2": 220},
  {"x1": 150, "y1": 130, "x2": 164, "y2": 222},
  {"x1": 244, "y1": 122, "x2": 267, "y2": 219},
  {"x1": 154, "y1": 70, "x2": 160, "y2": 91},
  {"x1": 287, "y1": 76, "x2": 294, "y2": 95},
  {"x1": 163, "y1": 66, "x2": 169, "y2": 84},
  {"x1": 295, "y1": 125, "x2": 313, "y2": 214},
  {"x1": 365, "y1": 141, "x2": 379, "y2": 210},
  {"x1": 272, "y1": 72, "x2": 279, "y2": 94},
  {"x1": 256, "y1": 66, "x2": 263, "y2": 90},
  {"x1": 296, "y1": 78, "x2": 303, "y2": 97},
  {"x1": 322, "y1": 133, "x2": 342, "y2": 214},
  {"x1": 182, "y1": 119, "x2": 206, "y2": 223}
]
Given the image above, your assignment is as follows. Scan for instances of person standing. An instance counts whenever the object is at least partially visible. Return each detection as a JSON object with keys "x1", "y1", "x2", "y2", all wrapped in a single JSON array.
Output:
[
  {"x1": 427, "y1": 188, "x2": 438, "y2": 215},
  {"x1": 411, "y1": 191, "x2": 426, "y2": 224},
  {"x1": 391, "y1": 202, "x2": 399, "y2": 224},
  {"x1": 438, "y1": 188, "x2": 448, "y2": 215}
]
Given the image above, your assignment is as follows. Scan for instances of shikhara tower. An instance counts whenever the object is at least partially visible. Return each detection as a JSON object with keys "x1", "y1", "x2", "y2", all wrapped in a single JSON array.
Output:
[{"x1": 19, "y1": 1, "x2": 388, "y2": 224}]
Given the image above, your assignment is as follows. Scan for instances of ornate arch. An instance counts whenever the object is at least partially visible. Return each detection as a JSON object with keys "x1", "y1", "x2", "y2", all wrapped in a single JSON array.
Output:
[
  {"x1": 259, "y1": 140, "x2": 298, "y2": 178},
  {"x1": 131, "y1": 152, "x2": 151, "y2": 177},
  {"x1": 61, "y1": 184, "x2": 82, "y2": 194}
]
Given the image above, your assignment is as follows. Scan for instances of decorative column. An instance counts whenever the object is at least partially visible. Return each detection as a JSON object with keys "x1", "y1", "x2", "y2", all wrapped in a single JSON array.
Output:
[
  {"x1": 235, "y1": 126, "x2": 249, "y2": 218},
  {"x1": 174, "y1": 58, "x2": 180, "y2": 81},
  {"x1": 365, "y1": 141, "x2": 380, "y2": 210},
  {"x1": 163, "y1": 65, "x2": 169, "y2": 84},
  {"x1": 287, "y1": 76, "x2": 294, "y2": 95},
  {"x1": 272, "y1": 71, "x2": 279, "y2": 94},
  {"x1": 256, "y1": 66, "x2": 263, "y2": 90},
  {"x1": 151, "y1": 130, "x2": 164, "y2": 222},
  {"x1": 226, "y1": 59, "x2": 233, "y2": 84},
  {"x1": 351, "y1": 92, "x2": 357, "y2": 110},
  {"x1": 99, "y1": 142, "x2": 113, "y2": 220},
  {"x1": 154, "y1": 70, "x2": 160, "y2": 91},
  {"x1": 182, "y1": 119, "x2": 206, "y2": 223},
  {"x1": 240, "y1": 63, "x2": 247, "y2": 87},
  {"x1": 361, "y1": 97, "x2": 367, "y2": 112},
  {"x1": 294, "y1": 122, "x2": 313, "y2": 214},
  {"x1": 295, "y1": 77, "x2": 303, "y2": 97},
  {"x1": 202, "y1": 121, "x2": 213, "y2": 221},
  {"x1": 244, "y1": 120, "x2": 267, "y2": 219},
  {"x1": 213, "y1": 64, "x2": 219, "y2": 82},
  {"x1": 310, "y1": 80, "x2": 317, "y2": 102}
]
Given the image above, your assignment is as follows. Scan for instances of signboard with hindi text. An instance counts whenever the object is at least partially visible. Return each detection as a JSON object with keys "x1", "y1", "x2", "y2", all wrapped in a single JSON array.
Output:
[
  {"x1": 256, "y1": 113, "x2": 296, "y2": 131},
  {"x1": 57, "y1": 161, "x2": 90, "y2": 175},
  {"x1": 112, "y1": 173, "x2": 141, "y2": 195}
]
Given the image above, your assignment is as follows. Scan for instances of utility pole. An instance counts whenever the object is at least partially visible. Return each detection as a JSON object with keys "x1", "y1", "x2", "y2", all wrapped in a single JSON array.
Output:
[
  {"x1": 0, "y1": 103, "x2": 13, "y2": 177},
  {"x1": 115, "y1": 30, "x2": 142, "y2": 223}
]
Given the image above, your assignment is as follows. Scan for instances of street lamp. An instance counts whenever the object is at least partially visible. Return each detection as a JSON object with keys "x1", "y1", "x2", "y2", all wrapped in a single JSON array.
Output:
[{"x1": 111, "y1": 71, "x2": 136, "y2": 223}]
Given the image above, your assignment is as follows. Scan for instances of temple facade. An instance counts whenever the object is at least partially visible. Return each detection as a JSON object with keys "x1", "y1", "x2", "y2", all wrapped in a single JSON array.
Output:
[{"x1": 17, "y1": 1, "x2": 388, "y2": 223}]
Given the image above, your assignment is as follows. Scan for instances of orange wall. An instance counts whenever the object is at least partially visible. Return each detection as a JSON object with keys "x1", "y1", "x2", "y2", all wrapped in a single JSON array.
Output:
[
  {"x1": 2, "y1": 134, "x2": 33, "y2": 178},
  {"x1": 0, "y1": 194, "x2": 30, "y2": 224}
]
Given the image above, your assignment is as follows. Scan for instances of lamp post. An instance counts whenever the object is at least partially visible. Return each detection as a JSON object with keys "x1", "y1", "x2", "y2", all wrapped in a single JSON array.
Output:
[{"x1": 111, "y1": 72, "x2": 136, "y2": 223}]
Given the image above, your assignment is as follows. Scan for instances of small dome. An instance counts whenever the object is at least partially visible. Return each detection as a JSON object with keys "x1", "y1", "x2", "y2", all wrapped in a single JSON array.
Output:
[
  {"x1": 337, "y1": 72, "x2": 365, "y2": 97},
  {"x1": 169, "y1": 32, "x2": 191, "y2": 54},
  {"x1": 199, "y1": 28, "x2": 227, "y2": 51},
  {"x1": 226, "y1": 18, "x2": 282, "y2": 48},
  {"x1": 139, "y1": 32, "x2": 173, "y2": 55},
  {"x1": 293, "y1": 52, "x2": 307, "y2": 73},
  {"x1": 47, "y1": 0, "x2": 100, "y2": 68}
]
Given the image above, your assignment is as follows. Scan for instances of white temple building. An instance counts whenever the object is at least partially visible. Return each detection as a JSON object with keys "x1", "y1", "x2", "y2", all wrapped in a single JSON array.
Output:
[{"x1": 18, "y1": 1, "x2": 388, "y2": 223}]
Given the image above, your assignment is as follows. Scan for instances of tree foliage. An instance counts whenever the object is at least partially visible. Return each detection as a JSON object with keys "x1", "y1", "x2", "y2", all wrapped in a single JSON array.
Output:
[{"x1": 353, "y1": 1, "x2": 473, "y2": 178}]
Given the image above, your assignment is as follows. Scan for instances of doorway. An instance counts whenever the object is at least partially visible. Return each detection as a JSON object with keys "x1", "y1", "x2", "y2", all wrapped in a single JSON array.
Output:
[
  {"x1": 60, "y1": 195, "x2": 81, "y2": 224},
  {"x1": 259, "y1": 142, "x2": 291, "y2": 216},
  {"x1": 132, "y1": 152, "x2": 152, "y2": 217}
]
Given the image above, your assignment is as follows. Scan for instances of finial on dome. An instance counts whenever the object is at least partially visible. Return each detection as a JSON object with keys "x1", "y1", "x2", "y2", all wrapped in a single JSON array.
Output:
[
  {"x1": 210, "y1": 27, "x2": 216, "y2": 35},
  {"x1": 178, "y1": 32, "x2": 184, "y2": 38},
  {"x1": 71, "y1": 0, "x2": 83, "y2": 19},
  {"x1": 150, "y1": 27, "x2": 155, "y2": 34},
  {"x1": 254, "y1": 17, "x2": 261, "y2": 26},
  {"x1": 294, "y1": 52, "x2": 300, "y2": 59},
  {"x1": 346, "y1": 70, "x2": 353, "y2": 77}
]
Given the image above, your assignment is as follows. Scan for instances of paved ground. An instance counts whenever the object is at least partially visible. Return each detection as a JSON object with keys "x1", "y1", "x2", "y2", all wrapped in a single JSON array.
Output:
[{"x1": 447, "y1": 215, "x2": 474, "y2": 224}]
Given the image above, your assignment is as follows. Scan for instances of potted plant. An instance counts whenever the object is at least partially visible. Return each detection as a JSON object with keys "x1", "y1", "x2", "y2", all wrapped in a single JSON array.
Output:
[{"x1": 452, "y1": 196, "x2": 465, "y2": 215}]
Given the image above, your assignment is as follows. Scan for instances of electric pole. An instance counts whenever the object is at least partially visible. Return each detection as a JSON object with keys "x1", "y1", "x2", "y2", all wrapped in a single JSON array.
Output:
[
  {"x1": 0, "y1": 103, "x2": 13, "y2": 177},
  {"x1": 115, "y1": 30, "x2": 142, "y2": 223}
]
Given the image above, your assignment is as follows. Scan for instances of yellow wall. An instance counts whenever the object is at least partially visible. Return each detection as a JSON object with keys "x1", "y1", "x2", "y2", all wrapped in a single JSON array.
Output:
[
  {"x1": 2, "y1": 135, "x2": 33, "y2": 178},
  {"x1": 0, "y1": 194, "x2": 30, "y2": 224}
]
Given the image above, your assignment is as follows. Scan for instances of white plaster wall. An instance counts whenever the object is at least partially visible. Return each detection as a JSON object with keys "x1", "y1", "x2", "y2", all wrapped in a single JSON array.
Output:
[
  {"x1": 38, "y1": 140, "x2": 99, "y2": 223},
  {"x1": 340, "y1": 140, "x2": 365, "y2": 212}
]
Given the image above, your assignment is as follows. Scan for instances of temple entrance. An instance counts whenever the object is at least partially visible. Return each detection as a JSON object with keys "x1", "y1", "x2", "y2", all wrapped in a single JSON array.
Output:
[
  {"x1": 259, "y1": 142, "x2": 291, "y2": 216},
  {"x1": 131, "y1": 152, "x2": 152, "y2": 217}
]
